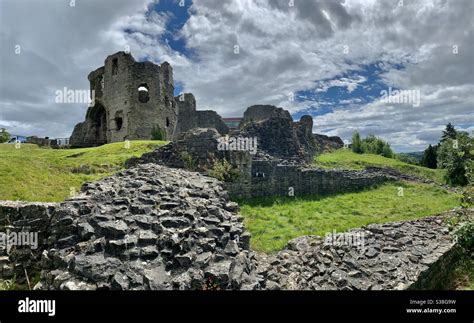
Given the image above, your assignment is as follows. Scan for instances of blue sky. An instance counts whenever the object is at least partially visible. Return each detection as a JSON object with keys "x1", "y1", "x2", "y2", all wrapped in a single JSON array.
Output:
[
  {"x1": 153, "y1": 0, "x2": 191, "y2": 55},
  {"x1": 292, "y1": 62, "x2": 400, "y2": 121},
  {"x1": 146, "y1": 0, "x2": 193, "y2": 96},
  {"x1": 1, "y1": 0, "x2": 473, "y2": 152}
]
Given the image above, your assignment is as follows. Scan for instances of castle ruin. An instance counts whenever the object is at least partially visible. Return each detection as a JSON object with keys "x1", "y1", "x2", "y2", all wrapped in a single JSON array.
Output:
[{"x1": 70, "y1": 52, "x2": 229, "y2": 147}]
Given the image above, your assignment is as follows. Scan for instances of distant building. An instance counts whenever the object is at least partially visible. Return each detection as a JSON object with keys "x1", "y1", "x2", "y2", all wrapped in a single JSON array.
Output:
[
  {"x1": 222, "y1": 117, "x2": 242, "y2": 130},
  {"x1": 26, "y1": 136, "x2": 70, "y2": 148},
  {"x1": 6, "y1": 135, "x2": 27, "y2": 143}
]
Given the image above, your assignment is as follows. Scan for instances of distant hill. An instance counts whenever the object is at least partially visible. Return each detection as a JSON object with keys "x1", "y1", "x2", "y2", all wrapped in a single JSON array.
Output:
[
  {"x1": 397, "y1": 151, "x2": 424, "y2": 165},
  {"x1": 399, "y1": 151, "x2": 424, "y2": 161}
]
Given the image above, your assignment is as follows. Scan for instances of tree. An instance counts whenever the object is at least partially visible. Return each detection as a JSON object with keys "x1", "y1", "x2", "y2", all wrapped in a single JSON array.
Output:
[
  {"x1": 352, "y1": 132, "x2": 394, "y2": 158},
  {"x1": 351, "y1": 131, "x2": 363, "y2": 154},
  {"x1": 375, "y1": 139, "x2": 385, "y2": 155},
  {"x1": 382, "y1": 142, "x2": 393, "y2": 158},
  {"x1": 441, "y1": 123, "x2": 457, "y2": 142},
  {"x1": 437, "y1": 131, "x2": 472, "y2": 186},
  {"x1": 421, "y1": 144, "x2": 438, "y2": 169},
  {"x1": 0, "y1": 128, "x2": 10, "y2": 143},
  {"x1": 362, "y1": 134, "x2": 376, "y2": 154}
]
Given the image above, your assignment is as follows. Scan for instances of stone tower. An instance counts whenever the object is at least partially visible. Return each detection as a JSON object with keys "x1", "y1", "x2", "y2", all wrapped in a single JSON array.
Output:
[{"x1": 70, "y1": 51, "x2": 177, "y2": 147}]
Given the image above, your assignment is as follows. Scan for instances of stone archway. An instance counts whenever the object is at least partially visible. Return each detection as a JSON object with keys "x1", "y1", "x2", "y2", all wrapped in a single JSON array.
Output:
[{"x1": 87, "y1": 102, "x2": 107, "y2": 145}]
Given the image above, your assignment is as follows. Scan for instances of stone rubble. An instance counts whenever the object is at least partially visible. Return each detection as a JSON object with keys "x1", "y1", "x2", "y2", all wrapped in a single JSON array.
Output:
[
  {"x1": 1, "y1": 166, "x2": 469, "y2": 290},
  {"x1": 35, "y1": 164, "x2": 259, "y2": 290},
  {"x1": 0, "y1": 201, "x2": 57, "y2": 282},
  {"x1": 254, "y1": 211, "x2": 471, "y2": 290}
]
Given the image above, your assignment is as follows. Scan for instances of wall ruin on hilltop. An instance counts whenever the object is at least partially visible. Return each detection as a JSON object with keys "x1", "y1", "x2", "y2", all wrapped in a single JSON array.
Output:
[
  {"x1": 69, "y1": 52, "x2": 344, "y2": 151},
  {"x1": 173, "y1": 93, "x2": 229, "y2": 140},
  {"x1": 130, "y1": 103, "x2": 432, "y2": 200}
]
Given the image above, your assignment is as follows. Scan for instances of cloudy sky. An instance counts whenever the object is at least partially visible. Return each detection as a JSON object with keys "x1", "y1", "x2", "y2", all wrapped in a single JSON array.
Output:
[{"x1": 1, "y1": 0, "x2": 473, "y2": 152}]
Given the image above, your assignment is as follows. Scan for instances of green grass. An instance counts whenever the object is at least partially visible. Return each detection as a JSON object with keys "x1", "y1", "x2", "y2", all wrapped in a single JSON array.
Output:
[
  {"x1": 0, "y1": 278, "x2": 15, "y2": 290},
  {"x1": 314, "y1": 149, "x2": 446, "y2": 184},
  {"x1": 239, "y1": 182, "x2": 461, "y2": 253},
  {"x1": 0, "y1": 141, "x2": 165, "y2": 202}
]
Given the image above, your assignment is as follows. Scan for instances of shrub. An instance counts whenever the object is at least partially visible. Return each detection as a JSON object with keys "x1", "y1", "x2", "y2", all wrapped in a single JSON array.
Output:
[
  {"x1": 461, "y1": 187, "x2": 474, "y2": 207},
  {"x1": 207, "y1": 158, "x2": 240, "y2": 182},
  {"x1": 382, "y1": 142, "x2": 393, "y2": 158},
  {"x1": 437, "y1": 132, "x2": 472, "y2": 186},
  {"x1": 180, "y1": 151, "x2": 197, "y2": 171},
  {"x1": 0, "y1": 128, "x2": 9, "y2": 143},
  {"x1": 351, "y1": 131, "x2": 394, "y2": 158},
  {"x1": 454, "y1": 220, "x2": 474, "y2": 253},
  {"x1": 466, "y1": 157, "x2": 473, "y2": 185},
  {"x1": 0, "y1": 278, "x2": 16, "y2": 290},
  {"x1": 151, "y1": 126, "x2": 165, "y2": 141}
]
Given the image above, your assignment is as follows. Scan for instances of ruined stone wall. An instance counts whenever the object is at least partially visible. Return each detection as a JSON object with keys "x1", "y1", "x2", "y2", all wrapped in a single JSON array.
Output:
[
  {"x1": 313, "y1": 134, "x2": 344, "y2": 153},
  {"x1": 173, "y1": 93, "x2": 229, "y2": 139},
  {"x1": 70, "y1": 52, "x2": 178, "y2": 147},
  {"x1": 35, "y1": 164, "x2": 259, "y2": 290},
  {"x1": 239, "y1": 105, "x2": 344, "y2": 158},
  {"x1": 130, "y1": 127, "x2": 387, "y2": 200},
  {"x1": 254, "y1": 210, "x2": 471, "y2": 290},
  {"x1": 225, "y1": 160, "x2": 389, "y2": 199},
  {"x1": 239, "y1": 105, "x2": 340, "y2": 162},
  {"x1": 101, "y1": 53, "x2": 177, "y2": 141},
  {"x1": 240, "y1": 108, "x2": 304, "y2": 159},
  {"x1": 131, "y1": 128, "x2": 251, "y2": 179},
  {"x1": 240, "y1": 105, "x2": 280, "y2": 126},
  {"x1": 0, "y1": 170, "x2": 469, "y2": 290},
  {"x1": 0, "y1": 201, "x2": 57, "y2": 282}
]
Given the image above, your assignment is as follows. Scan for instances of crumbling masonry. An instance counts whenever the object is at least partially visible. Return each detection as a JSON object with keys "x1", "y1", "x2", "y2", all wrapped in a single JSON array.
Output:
[{"x1": 70, "y1": 52, "x2": 229, "y2": 147}]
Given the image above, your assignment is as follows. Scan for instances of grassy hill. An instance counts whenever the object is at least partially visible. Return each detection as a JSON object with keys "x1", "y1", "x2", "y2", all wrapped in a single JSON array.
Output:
[
  {"x1": 314, "y1": 149, "x2": 446, "y2": 183},
  {"x1": 0, "y1": 141, "x2": 165, "y2": 202}
]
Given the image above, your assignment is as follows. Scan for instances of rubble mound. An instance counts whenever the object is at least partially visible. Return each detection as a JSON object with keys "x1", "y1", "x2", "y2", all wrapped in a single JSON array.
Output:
[
  {"x1": 127, "y1": 128, "x2": 224, "y2": 171},
  {"x1": 255, "y1": 214, "x2": 466, "y2": 290},
  {"x1": 36, "y1": 164, "x2": 259, "y2": 290}
]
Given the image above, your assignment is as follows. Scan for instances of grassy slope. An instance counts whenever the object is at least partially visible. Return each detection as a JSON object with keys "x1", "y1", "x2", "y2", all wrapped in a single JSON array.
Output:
[
  {"x1": 239, "y1": 181, "x2": 461, "y2": 252},
  {"x1": 314, "y1": 149, "x2": 446, "y2": 183},
  {"x1": 0, "y1": 141, "x2": 165, "y2": 202}
]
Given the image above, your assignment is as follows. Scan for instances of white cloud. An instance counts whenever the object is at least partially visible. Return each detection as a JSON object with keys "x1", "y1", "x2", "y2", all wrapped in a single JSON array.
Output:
[
  {"x1": 0, "y1": 0, "x2": 157, "y2": 137},
  {"x1": 315, "y1": 76, "x2": 367, "y2": 93}
]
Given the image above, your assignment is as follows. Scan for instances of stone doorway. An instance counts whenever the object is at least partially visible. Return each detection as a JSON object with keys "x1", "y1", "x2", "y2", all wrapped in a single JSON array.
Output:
[{"x1": 87, "y1": 102, "x2": 107, "y2": 145}]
